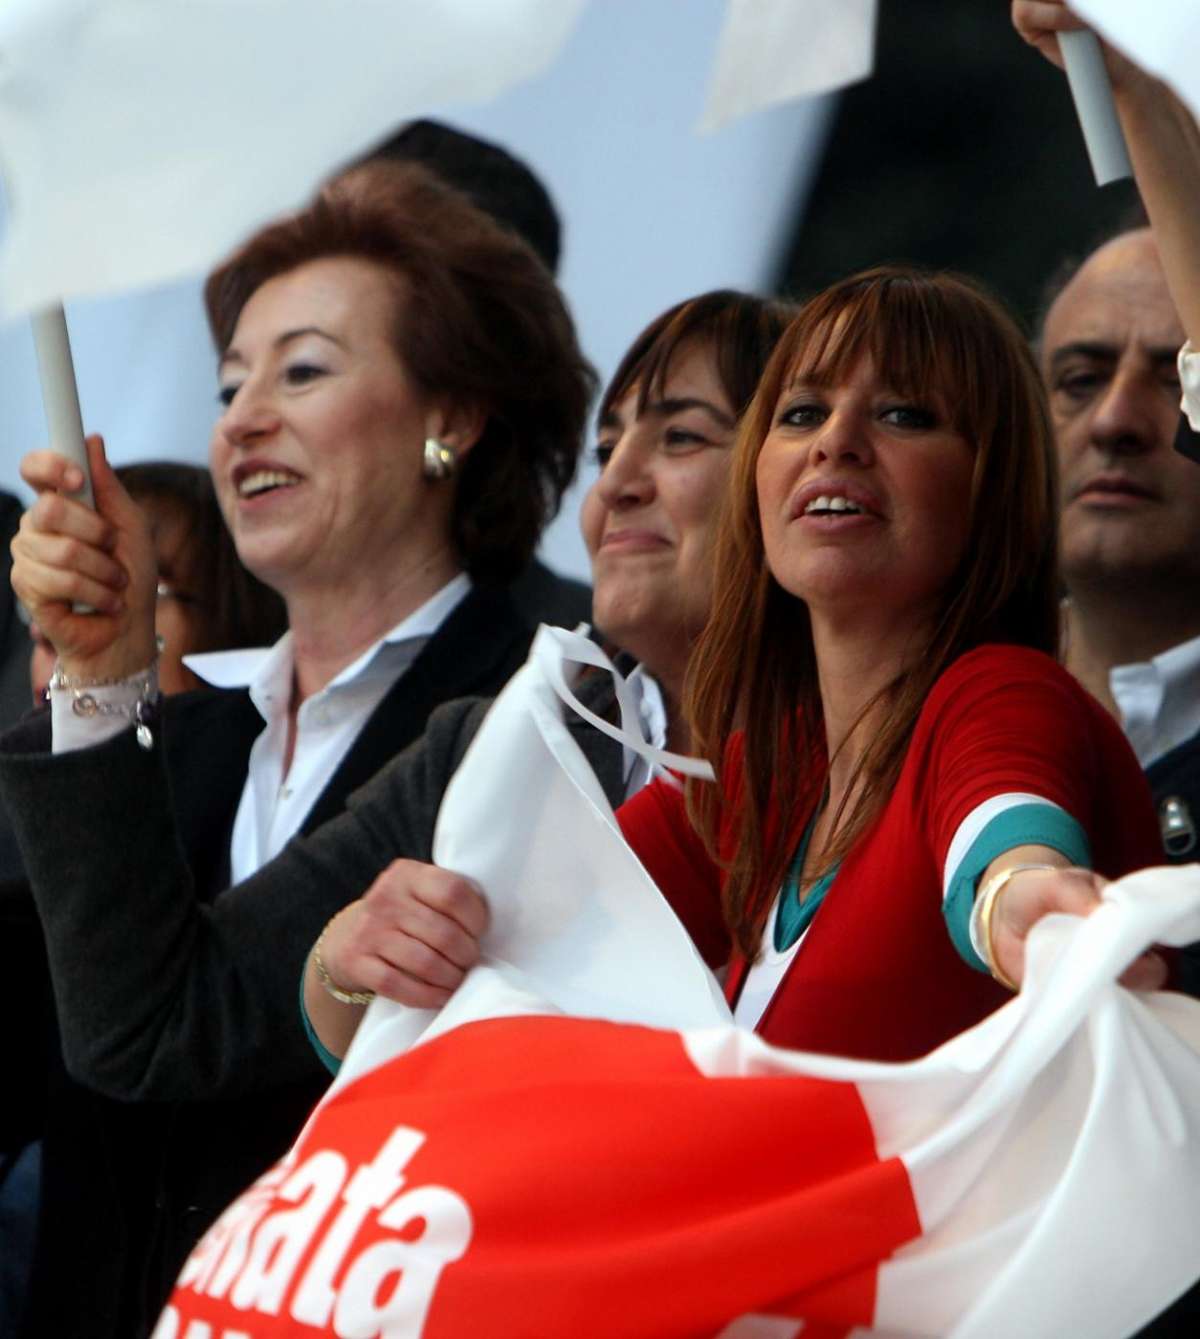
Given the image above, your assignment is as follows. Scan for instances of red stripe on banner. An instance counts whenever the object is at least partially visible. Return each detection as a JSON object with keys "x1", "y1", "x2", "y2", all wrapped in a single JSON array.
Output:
[{"x1": 164, "y1": 1016, "x2": 921, "y2": 1338}]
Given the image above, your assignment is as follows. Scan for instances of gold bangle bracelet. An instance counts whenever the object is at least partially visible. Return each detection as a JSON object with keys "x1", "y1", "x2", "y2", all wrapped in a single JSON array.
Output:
[
  {"x1": 975, "y1": 862, "x2": 1060, "y2": 993},
  {"x1": 313, "y1": 920, "x2": 375, "y2": 1007}
]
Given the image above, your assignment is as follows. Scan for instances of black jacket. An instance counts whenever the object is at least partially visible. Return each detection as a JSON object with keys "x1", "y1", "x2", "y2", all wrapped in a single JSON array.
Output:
[
  {"x1": 1128, "y1": 740, "x2": 1200, "y2": 1337},
  {"x1": 2, "y1": 585, "x2": 539, "y2": 1339},
  {"x1": 1145, "y1": 737, "x2": 1200, "y2": 998}
]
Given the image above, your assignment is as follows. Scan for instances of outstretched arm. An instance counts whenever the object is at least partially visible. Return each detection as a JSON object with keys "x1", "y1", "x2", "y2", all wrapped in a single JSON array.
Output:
[{"x1": 1013, "y1": 0, "x2": 1200, "y2": 345}]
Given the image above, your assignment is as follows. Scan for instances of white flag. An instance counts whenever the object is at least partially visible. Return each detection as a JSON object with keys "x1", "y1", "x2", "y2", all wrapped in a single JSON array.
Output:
[
  {"x1": 0, "y1": 0, "x2": 586, "y2": 316},
  {"x1": 163, "y1": 632, "x2": 1200, "y2": 1338},
  {"x1": 701, "y1": 0, "x2": 877, "y2": 131},
  {"x1": 1071, "y1": 0, "x2": 1200, "y2": 124}
]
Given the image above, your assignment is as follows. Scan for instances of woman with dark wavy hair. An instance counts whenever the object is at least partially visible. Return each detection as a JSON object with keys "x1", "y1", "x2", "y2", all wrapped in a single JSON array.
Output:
[{"x1": 15, "y1": 158, "x2": 594, "y2": 893}]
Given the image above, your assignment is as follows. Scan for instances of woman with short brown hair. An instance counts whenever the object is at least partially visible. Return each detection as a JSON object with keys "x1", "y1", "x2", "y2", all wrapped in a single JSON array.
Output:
[
  {"x1": 204, "y1": 160, "x2": 590, "y2": 585},
  {"x1": 16, "y1": 158, "x2": 595, "y2": 882},
  {"x1": 7, "y1": 157, "x2": 592, "y2": 1337}
]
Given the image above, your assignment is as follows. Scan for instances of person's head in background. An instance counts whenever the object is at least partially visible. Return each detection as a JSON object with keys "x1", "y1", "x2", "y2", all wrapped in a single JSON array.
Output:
[
  {"x1": 581, "y1": 291, "x2": 794, "y2": 745},
  {"x1": 1041, "y1": 226, "x2": 1200, "y2": 707},
  {"x1": 30, "y1": 462, "x2": 287, "y2": 703},
  {"x1": 363, "y1": 119, "x2": 560, "y2": 274}
]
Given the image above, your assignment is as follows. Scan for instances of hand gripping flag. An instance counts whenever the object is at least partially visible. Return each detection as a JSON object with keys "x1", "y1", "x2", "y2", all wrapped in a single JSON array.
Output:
[{"x1": 158, "y1": 629, "x2": 1200, "y2": 1339}]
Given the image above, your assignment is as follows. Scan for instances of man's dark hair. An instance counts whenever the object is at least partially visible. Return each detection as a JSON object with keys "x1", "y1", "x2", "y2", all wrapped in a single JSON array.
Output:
[{"x1": 364, "y1": 119, "x2": 561, "y2": 274}]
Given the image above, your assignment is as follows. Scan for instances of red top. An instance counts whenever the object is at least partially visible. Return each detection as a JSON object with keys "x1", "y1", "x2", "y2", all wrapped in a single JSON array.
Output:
[{"x1": 617, "y1": 645, "x2": 1161, "y2": 1062}]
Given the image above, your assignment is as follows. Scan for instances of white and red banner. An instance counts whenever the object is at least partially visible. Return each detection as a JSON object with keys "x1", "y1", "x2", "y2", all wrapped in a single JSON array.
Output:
[{"x1": 160, "y1": 630, "x2": 1200, "y2": 1338}]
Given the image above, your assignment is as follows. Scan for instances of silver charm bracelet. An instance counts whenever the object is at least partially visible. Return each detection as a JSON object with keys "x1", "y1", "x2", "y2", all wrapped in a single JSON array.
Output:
[{"x1": 48, "y1": 659, "x2": 161, "y2": 751}]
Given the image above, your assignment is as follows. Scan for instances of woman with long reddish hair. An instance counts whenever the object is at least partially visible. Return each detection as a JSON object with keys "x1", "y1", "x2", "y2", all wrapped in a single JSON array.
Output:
[{"x1": 619, "y1": 265, "x2": 1165, "y2": 1058}]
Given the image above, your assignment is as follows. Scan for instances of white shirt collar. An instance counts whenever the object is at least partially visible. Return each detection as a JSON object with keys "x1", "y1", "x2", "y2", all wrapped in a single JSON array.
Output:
[
  {"x1": 621, "y1": 665, "x2": 669, "y2": 798},
  {"x1": 185, "y1": 572, "x2": 472, "y2": 698},
  {"x1": 625, "y1": 664, "x2": 667, "y2": 740},
  {"x1": 1109, "y1": 630, "x2": 1200, "y2": 768},
  {"x1": 1180, "y1": 339, "x2": 1200, "y2": 432}
]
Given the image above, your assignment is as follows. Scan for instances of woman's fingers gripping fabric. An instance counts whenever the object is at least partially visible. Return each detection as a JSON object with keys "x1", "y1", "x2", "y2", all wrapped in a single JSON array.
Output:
[{"x1": 327, "y1": 861, "x2": 489, "y2": 1007}]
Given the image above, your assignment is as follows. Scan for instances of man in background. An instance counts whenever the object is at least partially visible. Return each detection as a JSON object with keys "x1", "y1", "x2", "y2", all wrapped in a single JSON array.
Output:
[
  {"x1": 1044, "y1": 226, "x2": 1200, "y2": 868},
  {"x1": 1017, "y1": 0, "x2": 1200, "y2": 889}
]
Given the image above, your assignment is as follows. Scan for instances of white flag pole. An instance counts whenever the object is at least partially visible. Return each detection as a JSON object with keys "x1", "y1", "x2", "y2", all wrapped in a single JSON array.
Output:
[
  {"x1": 1060, "y1": 29, "x2": 1133, "y2": 185},
  {"x1": 30, "y1": 303, "x2": 94, "y2": 508}
]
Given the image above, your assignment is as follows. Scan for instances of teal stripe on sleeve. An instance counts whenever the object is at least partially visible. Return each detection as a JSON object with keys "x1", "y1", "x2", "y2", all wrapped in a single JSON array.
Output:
[
  {"x1": 299, "y1": 977, "x2": 343, "y2": 1077},
  {"x1": 944, "y1": 803, "x2": 1092, "y2": 973}
]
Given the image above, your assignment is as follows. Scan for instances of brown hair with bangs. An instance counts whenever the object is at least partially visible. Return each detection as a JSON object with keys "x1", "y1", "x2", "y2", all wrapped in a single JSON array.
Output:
[
  {"x1": 600, "y1": 289, "x2": 796, "y2": 428},
  {"x1": 685, "y1": 266, "x2": 1060, "y2": 959},
  {"x1": 204, "y1": 160, "x2": 596, "y2": 583}
]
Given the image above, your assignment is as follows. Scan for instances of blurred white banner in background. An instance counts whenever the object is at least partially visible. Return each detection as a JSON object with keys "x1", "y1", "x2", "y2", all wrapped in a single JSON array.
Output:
[
  {"x1": 702, "y1": 0, "x2": 876, "y2": 130},
  {"x1": 0, "y1": 0, "x2": 587, "y2": 316},
  {"x1": 1072, "y1": 0, "x2": 1200, "y2": 122},
  {"x1": 0, "y1": 0, "x2": 834, "y2": 579}
]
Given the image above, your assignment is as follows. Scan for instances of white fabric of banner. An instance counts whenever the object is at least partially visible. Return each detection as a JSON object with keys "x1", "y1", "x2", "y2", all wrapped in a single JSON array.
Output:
[
  {"x1": 681, "y1": 870, "x2": 1200, "y2": 1337},
  {"x1": 1071, "y1": 0, "x2": 1200, "y2": 124},
  {"x1": 701, "y1": 0, "x2": 877, "y2": 131},
  {"x1": 326, "y1": 627, "x2": 730, "y2": 1099},
  {"x1": 323, "y1": 630, "x2": 1200, "y2": 1336}
]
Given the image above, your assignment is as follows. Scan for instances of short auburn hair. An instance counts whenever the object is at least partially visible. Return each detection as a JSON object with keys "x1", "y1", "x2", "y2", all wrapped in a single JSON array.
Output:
[
  {"x1": 686, "y1": 266, "x2": 1060, "y2": 958},
  {"x1": 203, "y1": 160, "x2": 596, "y2": 583}
]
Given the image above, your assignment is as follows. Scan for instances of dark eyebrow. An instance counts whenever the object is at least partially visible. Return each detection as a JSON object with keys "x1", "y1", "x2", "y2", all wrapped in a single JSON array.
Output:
[
  {"x1": 645, "y1": 396, "x2": 735, "y2": 429},
  {"x1": 598, "y1": 408, "x2": 622, "y2": 432},
  {"x1": 1049, "y1": 340, "x2": 1180, "y2": 373},
  {"x1": 1047, "y1": 342, "x2": 1118, "y2": 372},
  {"x1": 219, "y1": 325, "x2": 347, "y2": 371}
]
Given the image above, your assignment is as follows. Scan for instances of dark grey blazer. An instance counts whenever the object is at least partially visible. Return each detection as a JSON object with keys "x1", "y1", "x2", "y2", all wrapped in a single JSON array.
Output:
[
  {"x1": 3, "y1": 677, "x2": 625, "y2": 1100},
  {"x1": 0, "y1": 491, "x2": 31, "y2": 731}
]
